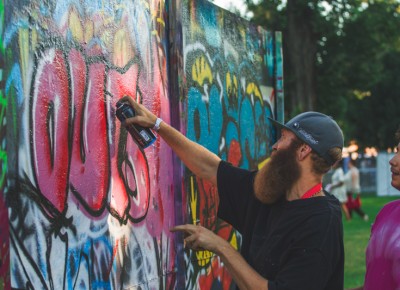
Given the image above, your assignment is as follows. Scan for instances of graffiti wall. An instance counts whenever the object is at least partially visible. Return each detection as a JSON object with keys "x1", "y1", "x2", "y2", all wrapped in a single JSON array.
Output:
[
  {"x1": 174, "y1": 0, "x2": 282, "y2": 288},
  {"x1": 1, "y1": 0, "x2": 283, "y2": 289},
  {"x1": 3, "y1": 0, "x2": 179, "y2": 289},
  {"x1": 0, "y1": 0, "x2": 9, "y2": 288}
]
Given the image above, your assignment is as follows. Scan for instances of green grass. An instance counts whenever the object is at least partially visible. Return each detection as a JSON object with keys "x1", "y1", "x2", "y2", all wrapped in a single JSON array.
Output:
[{"x1": 343, "y1": 195, "x2": 400, "y2": 289}]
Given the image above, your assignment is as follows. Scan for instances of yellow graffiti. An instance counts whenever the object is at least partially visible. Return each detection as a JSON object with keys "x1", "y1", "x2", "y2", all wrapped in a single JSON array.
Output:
[
  {"x1": 189, "y1": 176, "x2": 214, "y2": 267},
  {"x1": 18, "y1": 28, "x2": 30, "y2": 95},
  {"x1": 69, "y1": 8, "x2": 84, "y2": 43},
  {"x1": 113, "y1": 28, "x2": 133, "y2": 67},
  {"x1": 156, "y1": 17, "x2": 165, "y2": 27},
  {"x1": 246, "y1": 82, "x2": 263, "y2": 104},
  {"x1": 226, "y1": 71, "x2": 238, "y2": 98},
  {"x1": 192, "y1": 56, "x2": 213, "y2": 87},
  {"x1": 150, "y1": 0, "x2": 165, "y2": 37},
  {"x1": 190, "y1": 176, "x2": 198, "y2": 224},
  {"x1": 240, "y1": 27, "x2": 246, "y2": 47},
  {"x1": 31, "y1": 29, "x2": 38, "y2": 51},
  {"x1": 84, "y1": 20, "x2": 94, "y2": 45},
  {"x1": 195, "y1": 249, "x2": 213, "y2": 267},
  {"x1": 188, "y1": 173, "x2": 240, "y2": 267},
  {"x1": 229, "y1": 231, "x2": 239, "y2": 250},
  {"x1": 68, "y1": 7, "x2": 95, "y2": 45}
]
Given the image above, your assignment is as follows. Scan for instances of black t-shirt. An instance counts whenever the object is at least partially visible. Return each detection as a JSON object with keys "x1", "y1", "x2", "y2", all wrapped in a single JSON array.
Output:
[{"x1": 217, "y1": 161, "x2": 344, "y2": 290}]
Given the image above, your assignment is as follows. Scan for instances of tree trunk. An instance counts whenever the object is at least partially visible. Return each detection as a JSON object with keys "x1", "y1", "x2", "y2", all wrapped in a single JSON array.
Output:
[{"x1": 285, "y1": 0, "x2": 317, "y2": 113}]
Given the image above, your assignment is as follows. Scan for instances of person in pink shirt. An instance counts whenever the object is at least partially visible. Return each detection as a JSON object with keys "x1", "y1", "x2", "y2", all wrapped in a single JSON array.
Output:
[{"x1": 350, "y1": 128, "x2": 400, "y2": 290}]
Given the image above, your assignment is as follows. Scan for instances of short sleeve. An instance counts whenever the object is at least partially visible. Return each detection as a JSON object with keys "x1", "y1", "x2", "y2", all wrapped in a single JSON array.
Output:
[{"x1": 217, "y1": 161, "x2": 257, "y2": 232}]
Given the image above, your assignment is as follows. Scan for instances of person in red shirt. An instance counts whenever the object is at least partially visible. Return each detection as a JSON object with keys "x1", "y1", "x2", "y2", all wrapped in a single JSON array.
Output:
[{"x1": 345, "y1": 159, "x2": 368, "y2": 221}]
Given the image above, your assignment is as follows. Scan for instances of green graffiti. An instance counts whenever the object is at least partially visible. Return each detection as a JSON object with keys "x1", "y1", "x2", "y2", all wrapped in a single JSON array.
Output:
[
  {"x1": 0, "y1": 151, "x2": 6, "y2": 189},
  {"x1": 0, "y1": 0, "x2": 5, "y2": 190},
  {"x1": 0, "y1": 80, "x2": 5, "y2": 189}
]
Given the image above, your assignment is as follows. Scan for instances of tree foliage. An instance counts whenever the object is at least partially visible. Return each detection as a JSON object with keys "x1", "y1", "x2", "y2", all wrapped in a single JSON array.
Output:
[{"x1": 246, "y1": 0, "x2": 400, "y2": 149}]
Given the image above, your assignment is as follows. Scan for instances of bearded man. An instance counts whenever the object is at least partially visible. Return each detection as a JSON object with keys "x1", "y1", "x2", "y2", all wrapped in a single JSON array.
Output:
[{"x1": 121, "y1": 96, "x2": 344, "y2": 290}]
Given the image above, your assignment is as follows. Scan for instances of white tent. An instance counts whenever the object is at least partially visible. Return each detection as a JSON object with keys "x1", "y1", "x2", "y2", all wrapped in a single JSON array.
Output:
[{"x1": 377, "y1": 152, "x2": 400, "y2": 196}]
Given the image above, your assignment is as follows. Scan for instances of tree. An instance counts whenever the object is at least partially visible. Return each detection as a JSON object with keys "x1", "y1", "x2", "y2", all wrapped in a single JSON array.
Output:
[
  {"x1": 316, "y1": 1, "x2": 400, "y2": 149},
  {"x1": 247, "y1": 0, "x2": 361, "y2": 114},
  {"x1": 247, "y1": 0, "x2": 400, "y2": 149}
]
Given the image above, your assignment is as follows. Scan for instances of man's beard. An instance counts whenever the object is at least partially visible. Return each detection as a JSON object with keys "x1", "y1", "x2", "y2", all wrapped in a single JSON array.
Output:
[{"x1": 254, "y1": 140, "x2": 302, "y2": 204}]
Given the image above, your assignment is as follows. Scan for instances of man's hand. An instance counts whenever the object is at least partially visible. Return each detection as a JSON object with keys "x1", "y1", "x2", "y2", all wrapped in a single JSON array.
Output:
[
  {"x1": 170, "y1": 224, "x2": 228, "y2": 253},
  {"x1": 171, "y1": 224, "x2": 269, "y2": 290},
  {"x1": 119, "y1": 96, "x2": 157, "y2": 128}
]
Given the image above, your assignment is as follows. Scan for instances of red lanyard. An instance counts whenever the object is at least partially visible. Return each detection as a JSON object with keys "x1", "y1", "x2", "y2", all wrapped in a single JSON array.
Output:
[{"x1": 301, "y1": 183, "x2": 323, "y2": 199}]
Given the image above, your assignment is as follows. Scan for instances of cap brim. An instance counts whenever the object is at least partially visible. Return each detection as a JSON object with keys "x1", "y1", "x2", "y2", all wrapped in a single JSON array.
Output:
[
  {"x1": 268, "y1": 117, "x2": 288, "y2": 132},
  {"x1": 268, "y1": 116, "x2": 305, "y2": 146}
]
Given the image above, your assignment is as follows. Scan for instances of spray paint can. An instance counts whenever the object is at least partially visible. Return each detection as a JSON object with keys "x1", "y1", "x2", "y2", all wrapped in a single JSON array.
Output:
[{"x1": 115, "y1": 100, "x2": 156, "y2": 148}]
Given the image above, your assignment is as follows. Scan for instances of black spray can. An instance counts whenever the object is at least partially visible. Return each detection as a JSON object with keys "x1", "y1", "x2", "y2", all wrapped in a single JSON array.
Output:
[{"x1": 115, "y1": 100, "x2": 156, "y2": 148}]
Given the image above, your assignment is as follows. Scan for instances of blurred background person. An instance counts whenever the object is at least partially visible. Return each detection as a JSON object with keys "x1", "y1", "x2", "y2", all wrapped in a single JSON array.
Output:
[
  {"x1": 328, "y1": 160, "x2": 351, "y2": 220},
  {"x1": 345, "y1": 159, "x2": 368, "y2": 221}
]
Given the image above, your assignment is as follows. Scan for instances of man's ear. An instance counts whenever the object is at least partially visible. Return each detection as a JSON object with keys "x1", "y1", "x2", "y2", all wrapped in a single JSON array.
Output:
[{"x1": 297, "y1": 143, "x2": 312, "y2": 161}]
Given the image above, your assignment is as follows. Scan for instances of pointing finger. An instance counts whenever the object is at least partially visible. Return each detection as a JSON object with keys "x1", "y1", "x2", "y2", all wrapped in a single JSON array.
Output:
[{"x1": 170, "y1": 224, "x2": 196, "y2": 233}]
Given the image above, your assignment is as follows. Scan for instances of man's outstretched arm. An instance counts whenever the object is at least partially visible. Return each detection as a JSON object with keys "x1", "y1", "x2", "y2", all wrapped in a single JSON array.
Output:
[{"x1": 120, "y1": 96, "x2": 221, "y2": 185}]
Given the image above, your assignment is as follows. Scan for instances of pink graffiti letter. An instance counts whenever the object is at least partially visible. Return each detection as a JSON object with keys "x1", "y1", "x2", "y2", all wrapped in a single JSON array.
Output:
[{"x1": 31, "y1": 48, "x2": 70, "y2": 213}]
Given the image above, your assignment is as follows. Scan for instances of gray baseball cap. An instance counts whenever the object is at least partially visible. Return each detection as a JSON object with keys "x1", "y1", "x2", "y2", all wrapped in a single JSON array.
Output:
[{"x1": 268, "y1": 112, "x2": 344, "y2": 165}]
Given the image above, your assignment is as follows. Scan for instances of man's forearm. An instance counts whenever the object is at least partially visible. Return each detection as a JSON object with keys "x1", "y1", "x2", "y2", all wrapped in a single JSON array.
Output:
[
  {"x1": 157, "y1": 121, "x2": 221, "y2": 185},
  {"x1": 215, "y1": 242, "x2": 268, "y2": 290}
]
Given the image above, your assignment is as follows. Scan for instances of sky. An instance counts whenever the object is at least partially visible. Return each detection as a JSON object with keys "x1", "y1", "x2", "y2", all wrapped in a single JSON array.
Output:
[
  {"x1": 212, "y1": 0, "x2": 246, "y2": 11},
  {"x1": 212, "y1": 0, "x2": 267, "y2": 19},
  {"x1": 212, "y1": 0, "x2": 250, "y2": 18},
  {"x1": 212, "y1": 1, "x2": 339, "y2": 21}
]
